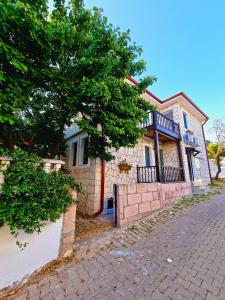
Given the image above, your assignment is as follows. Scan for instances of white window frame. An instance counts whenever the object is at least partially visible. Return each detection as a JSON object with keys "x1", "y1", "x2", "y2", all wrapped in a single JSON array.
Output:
[
  {"x1": 143, "y1": 143, "x2": 155, "y2": 167},
  {"x1": 183, "y1": 111, "x2": 190, "y2": 130},
  {"x1": 69, "y1": 133, "x2": 90, "y2": 169}
]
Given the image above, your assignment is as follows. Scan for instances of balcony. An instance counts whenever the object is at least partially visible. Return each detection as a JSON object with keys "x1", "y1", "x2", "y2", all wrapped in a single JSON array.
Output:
[
  {"x1": 137, "y1": 166, "x2": 185, "y2": 183},
  {"x1": 139, "y1": 110, "x2": 181, "y2": 141}
]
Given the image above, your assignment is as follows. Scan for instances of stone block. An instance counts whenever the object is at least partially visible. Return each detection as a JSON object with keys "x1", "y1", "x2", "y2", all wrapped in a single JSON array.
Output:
[
  {"x1": 127, "y1": 184, "x2": 137, "y2": 194},
  {"x1": 170, "y1": 184, "x2": 176, "y2": 192},
  {"x1": 151, "y1": 200, "x2": 161, "y2": 211},
  {"x1": 122, "y1": 195, "x2": 128, "y2": 207},
  {"x1": 118, "y1": 185, "x2": 127, "y2": 195},
  {"x1": 128, "y1": 193, "x2": 141, "y2": 205},
  {"x1": 142, "y1": 192, "x2": 153, "y2": 203},
  {"x1": 117, "y1": 197, "x2": 124, "y2": 213},
  {"x1": 63, "y1": 205, "x2": 76, "y2": 234},
  {"x1": 153, "y1": 191, "x2": 160, "y2": 200},
  {"x1": 147, "y1": 183, "x2": 158, "y2": 192},
  {"x1": 137, "y1": 183, "x2": 148, "y2": 193},
  {"x1": 124, "y1": 204, "x2": 139, "y2": 218},
  {"x1": 161, "y1": 191, "x2": 166, "y2": 202},
  {"x1": 161, "y1": 184, "x2": 170, "y2": 192},
  {"x1": 118, "y1": 218, "x2": 127, "y2": 226},
  {"x1": 139, "y1": 202, "x2": 151, "y2": 213}
]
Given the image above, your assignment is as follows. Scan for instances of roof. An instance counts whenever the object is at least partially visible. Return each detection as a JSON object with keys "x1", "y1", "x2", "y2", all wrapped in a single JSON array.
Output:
[{"x1": 127, "y1": 76, "x2": 209, "y2": 121}]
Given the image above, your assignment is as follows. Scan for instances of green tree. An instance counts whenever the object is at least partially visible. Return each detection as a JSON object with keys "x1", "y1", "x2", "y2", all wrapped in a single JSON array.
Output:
[
  {"x1": 208, "y1": 119, "x2": 225, "y2": 180},
  {"x1": 0, "y1": 148, "x2": 81, "y2": 247},
  {"x1": 0, "y1": 0, "x2": 49, "y2": 149},
  {"x1": 1, "y1": 0, "x2": 156, "y2": 160},
  {"x1": 208, "y1": 143, "x2": 225, "y2": 180}
]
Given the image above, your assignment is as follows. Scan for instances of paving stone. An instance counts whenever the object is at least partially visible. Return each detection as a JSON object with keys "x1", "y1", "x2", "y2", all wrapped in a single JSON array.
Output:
[{"x1": 4, "y1": 192, "x2": 225, "y2": 299}]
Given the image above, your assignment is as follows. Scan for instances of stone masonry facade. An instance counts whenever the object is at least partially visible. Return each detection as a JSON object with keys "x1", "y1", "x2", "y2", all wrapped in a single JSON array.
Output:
[
  {"x1": 66, "y1": 87, "x2": 211, "y2": 216},
  {"x1": 160, "y1": 101, "x2": 211, "y2": 187}
]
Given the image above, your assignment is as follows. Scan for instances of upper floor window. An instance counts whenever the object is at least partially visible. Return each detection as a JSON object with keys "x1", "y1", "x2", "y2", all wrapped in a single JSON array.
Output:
[
  {"x1": 163, "y1": 110, "x2": 174, "y2": 121},
  {"x1": 183, "y1": 112, "x2": 190, "y2": 129},
  {"x1": 71, "y1": 135, "x2": 89, "y2": 167}
]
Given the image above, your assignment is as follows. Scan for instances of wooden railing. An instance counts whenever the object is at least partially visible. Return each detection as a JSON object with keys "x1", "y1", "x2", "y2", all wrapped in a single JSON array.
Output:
[
  {"x1": 139, "y1": 111, "x2": 181, "y2": 140},
  {"x1": 156, "y1": 111, "x2": 180, "y2": 137},
  {"x1": 137, "y1": 166, "x2": 157, "y2": 183},
  {"x1": 161, "y1": 166, "x2": 184, "y2": 183},
  {"x1": 137, "y1": 166, "x2": 184, "y2": 183}
]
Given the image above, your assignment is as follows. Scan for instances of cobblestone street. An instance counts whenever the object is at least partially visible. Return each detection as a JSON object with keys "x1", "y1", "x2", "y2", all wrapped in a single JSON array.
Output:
[{"x1": 4, "y1": 191, "x2": 225, "y2": 300}]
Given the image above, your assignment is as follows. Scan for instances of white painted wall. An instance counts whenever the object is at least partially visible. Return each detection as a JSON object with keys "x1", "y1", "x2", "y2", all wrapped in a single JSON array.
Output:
[{"x1": 0, "y1": 217, "x2": 63, "y2": 289}]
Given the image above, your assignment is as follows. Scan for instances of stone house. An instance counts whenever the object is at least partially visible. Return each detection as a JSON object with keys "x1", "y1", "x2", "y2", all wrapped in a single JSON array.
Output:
[{"x1": 65, "y1": 77, "x2": 211, "y2": 219}]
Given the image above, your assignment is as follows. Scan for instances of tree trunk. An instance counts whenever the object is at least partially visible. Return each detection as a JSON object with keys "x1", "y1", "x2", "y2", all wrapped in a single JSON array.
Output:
[
  {"x1": 49, "y1": 123, "x2": 65, "y2": 159},
  {"x1": 215, "y1": 157, "x2": 222, "y2": 180}
]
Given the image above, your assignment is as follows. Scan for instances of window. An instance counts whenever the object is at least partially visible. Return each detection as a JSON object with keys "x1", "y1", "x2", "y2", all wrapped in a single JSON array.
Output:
[
  {"x1": 72, "y1": 141, "x2": 78, "y2": 166},
  {"x1": 183, "y1": 112, "x2": 189, "y2": 129},
  {"x1": 145, "y1": 146, "x2": 152, "y2": 167},
  {"x1": 163, "y1": 110, "x2": 174, "y2": 121},
  {"x1": 160, "y1": 149, "x2": 164, "y2": 167},
  {"x1": 71, "y1": 135, "x2": 89, "y2": 167},
  {"x1": 81, "y1": 137, "x2": 89, "y2": 165}
]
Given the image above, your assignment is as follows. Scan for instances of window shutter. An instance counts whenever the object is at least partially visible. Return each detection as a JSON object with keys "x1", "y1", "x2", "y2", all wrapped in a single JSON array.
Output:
[
  {"x1": 72, "y1": 142, "x2": 78, "y2": 166},
  {"x1": 82, "y1": 137, "x2": 89, "y2": 165}
]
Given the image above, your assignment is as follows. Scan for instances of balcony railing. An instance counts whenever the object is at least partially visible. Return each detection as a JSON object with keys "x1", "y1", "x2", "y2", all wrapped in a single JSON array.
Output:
[
  {"x1": 139, "y1": 110, "x2": 181, "y2": 140},
  {"x1": 137, "y1": 166, "x2": 184, "y2": 183}
]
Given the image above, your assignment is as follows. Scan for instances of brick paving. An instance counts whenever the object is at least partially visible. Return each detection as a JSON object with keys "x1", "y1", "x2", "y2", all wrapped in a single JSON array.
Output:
[{"x1": 4, "y1": 191, "x2": 225, "y2": 300}]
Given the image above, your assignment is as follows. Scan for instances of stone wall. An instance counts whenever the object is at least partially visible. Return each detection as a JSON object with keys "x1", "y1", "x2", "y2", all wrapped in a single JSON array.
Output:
[
  {"x1": 70, "y1": 158, "x2": 102, "y2": 215},
  {"x1": 116, "y1": 182, "x2": 192, "y2": 226},
  {"x1": 66, "y1": 134, "x2": 102, "y2": 216},
  {"x1": 65, "y1": 99, "x2": 210, "y2": 217},
  {"x1": 161, "y1": 141, "x2": 179, "y2": 167},
  {"x1": 66, "y1": 133, "x2": 185, "y2": 216},
  {"x1": 104, "y1": 137, "x2": 154, "y2": 214}
]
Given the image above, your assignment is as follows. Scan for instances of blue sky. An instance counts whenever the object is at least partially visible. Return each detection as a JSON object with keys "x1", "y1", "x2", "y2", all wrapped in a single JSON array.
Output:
[{"x1": 49, "y1": 0, "x2": 225, "y2": 139}]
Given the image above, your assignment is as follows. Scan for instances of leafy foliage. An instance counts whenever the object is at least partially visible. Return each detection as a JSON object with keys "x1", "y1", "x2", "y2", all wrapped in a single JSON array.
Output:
[
  {"x1": 208, "y1": 119, "x2": 225, "y2": 180},
  {"x1": 0, "y1": 0, "x2": 49, "y2": 149},
  {"x1": 0, "y1": 148, "x2": 81, "y2": 246},
  {"x1": 208, "y1": 142, "x2": 225, "y2": 180},
  {"x1": 0, "y1": 0, "x2": 156, "y2": 160}
]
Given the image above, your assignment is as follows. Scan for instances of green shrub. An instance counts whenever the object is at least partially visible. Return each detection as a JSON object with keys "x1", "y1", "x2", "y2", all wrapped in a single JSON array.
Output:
[{"x1": 0, "y1": 149, "x2": 81, "y2": 246}]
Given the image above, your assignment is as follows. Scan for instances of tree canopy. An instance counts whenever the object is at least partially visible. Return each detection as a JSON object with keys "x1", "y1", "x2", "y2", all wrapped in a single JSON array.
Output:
[
  {"x1": 0, "y1": 0, "x2": 156, "y2": 160},
  {"x1": 208, "y1": 119, "x2": 225, "y2": 179}
]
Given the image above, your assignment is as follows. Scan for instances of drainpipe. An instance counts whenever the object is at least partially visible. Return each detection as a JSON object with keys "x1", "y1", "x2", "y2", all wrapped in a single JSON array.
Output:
[
  {"x1": 93, "y1": 159, "x2": 105, "y2": 217},
  {"x1": 202, "y1": 121, "x2": 212, "y2": 183}
]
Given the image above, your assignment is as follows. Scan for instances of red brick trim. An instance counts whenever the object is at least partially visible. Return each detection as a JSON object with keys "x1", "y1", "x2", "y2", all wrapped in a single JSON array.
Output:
[{"x1": 126, "y1": 77, "x2": 209, "y2": 121}]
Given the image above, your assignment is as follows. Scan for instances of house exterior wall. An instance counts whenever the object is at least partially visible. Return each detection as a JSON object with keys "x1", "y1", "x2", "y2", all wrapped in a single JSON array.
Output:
[
  {"x1": 65, "y1": 93, "x2": 210, "y2": 216},
  {"x1": 104, "y1": 137, "x2": 154, "y2": 214},
  {"x1": 66, "y1": 134, "x2": 102, "y2": 215},
  {"x1": 159, "y1": 101, "x2": 211, "y2": 187},
  {"x1": 161, "y1": 141, "x2": 179, "y2": 167}
]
